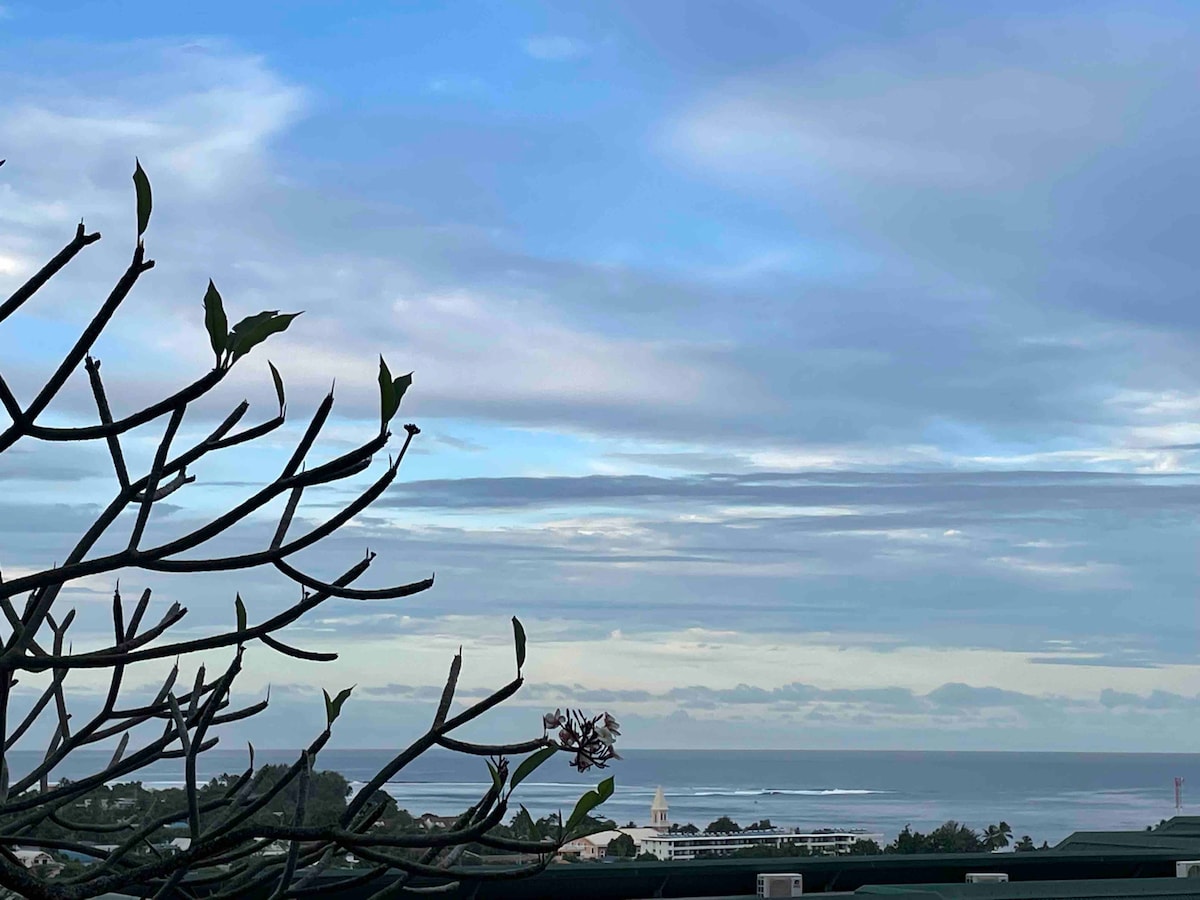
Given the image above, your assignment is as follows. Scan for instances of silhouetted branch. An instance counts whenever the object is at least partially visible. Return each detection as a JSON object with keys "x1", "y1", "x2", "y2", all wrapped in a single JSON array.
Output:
[{"x1": 0, "y1": 163, "x2": 615, "y2": 900}]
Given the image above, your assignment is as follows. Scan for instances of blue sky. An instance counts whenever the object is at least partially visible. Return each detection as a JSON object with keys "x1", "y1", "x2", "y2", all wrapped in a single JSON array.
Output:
[{"x1": 2, "y1": 1, "x2": 1200, "y2": 752}]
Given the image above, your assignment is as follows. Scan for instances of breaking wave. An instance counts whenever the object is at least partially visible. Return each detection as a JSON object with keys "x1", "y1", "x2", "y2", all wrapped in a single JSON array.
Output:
[{"x1": 691, "y1": 788, "x2": 890, "y2": 797}]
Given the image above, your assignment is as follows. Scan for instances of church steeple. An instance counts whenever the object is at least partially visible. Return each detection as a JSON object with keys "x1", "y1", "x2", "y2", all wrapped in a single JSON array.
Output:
[{"x1": 650, "y1": 786, "x2": 669, "y2": 831}]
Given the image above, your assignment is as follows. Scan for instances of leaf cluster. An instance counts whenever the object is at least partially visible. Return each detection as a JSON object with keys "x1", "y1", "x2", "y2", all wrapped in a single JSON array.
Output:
[{"x1": 204, "y1": 280, "x2": 301, "y2": 370}]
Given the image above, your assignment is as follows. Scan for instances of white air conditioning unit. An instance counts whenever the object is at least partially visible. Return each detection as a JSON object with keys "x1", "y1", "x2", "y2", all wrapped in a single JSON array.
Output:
[
  {"x1": 1176, "y1": 860, "x2": 1200, "y2": 878},
  {"x1": 757, "y1": 872, "x2": 803, "y2": 897},
  {"x1": 965, "y1": 873, "x2": 1009, "y2": 884}
]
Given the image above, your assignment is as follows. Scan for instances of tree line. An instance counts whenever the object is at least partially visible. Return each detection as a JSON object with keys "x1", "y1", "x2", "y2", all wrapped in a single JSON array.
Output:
[
  {"x1": 32, "y1": 774, "x2": 1048, "y2": 867},
  {"x1": 600, "y1": 816, "x2": 1052, "y2": 859},
  {"x1": 28, "y1": 767, "x2": 619, "y2": 867}
]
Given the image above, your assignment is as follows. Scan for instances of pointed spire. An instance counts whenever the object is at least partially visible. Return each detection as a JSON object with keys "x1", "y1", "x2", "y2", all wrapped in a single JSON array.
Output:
[
  {"x1": 651, "y1": 786, "x2": 668, "y2": 811},
  {"x1": 650, "y1": 786, "x2": 669, "y2": 831}
]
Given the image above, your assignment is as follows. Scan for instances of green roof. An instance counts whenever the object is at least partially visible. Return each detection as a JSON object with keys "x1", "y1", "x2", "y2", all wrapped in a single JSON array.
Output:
[
  {"x1": 1054, "y1": 817, "x2": 1200, "y2": 852},
  {"x1": 1156, "y1": 819, "x2": 1200, "y2": 836},
  {"x1": 1056, "y1": 831, "x2": 1200, "y2": 853}
]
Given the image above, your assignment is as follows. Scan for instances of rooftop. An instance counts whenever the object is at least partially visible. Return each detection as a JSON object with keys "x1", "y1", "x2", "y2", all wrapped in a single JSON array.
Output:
[{"x1": 99, "y1": 816, "x2": 1200, "y2": 899}]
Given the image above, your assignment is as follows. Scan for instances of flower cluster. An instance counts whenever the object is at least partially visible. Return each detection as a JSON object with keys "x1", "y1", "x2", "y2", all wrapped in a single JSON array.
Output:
[{"x1": 543, "y1": 709, "x2": 621, "y2": 773}]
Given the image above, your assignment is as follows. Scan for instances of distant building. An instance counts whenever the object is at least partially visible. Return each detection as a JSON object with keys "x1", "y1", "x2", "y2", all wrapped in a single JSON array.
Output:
[
  {"x1": 13, "y1": 848, "x2": 61, "y2": 877},
  {"x1": 651, "y1": 786, "x2": 669, "y2": 832},
  {"x1": 560, "y1": 830, "x2": 625, "y2": 860},
  {"x1": 557, "y1": 787, "x2": 879, "y2": 862},
  {"x1": 640, "y1": 827, "x2": 882, "y2": 861},
  {"x1": 13, "y1": 849, "x2": 55, "y2": 869},
  {"x1": 621, "y1": 827, "x2": 664, "y2": 850},
  {"x1": 557, "y1": 788, "x2": 669, "y2": 861}
]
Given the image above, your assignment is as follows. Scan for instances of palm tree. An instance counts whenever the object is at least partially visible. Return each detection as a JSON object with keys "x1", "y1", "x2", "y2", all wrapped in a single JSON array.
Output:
[{"x1": 984, "y1": 821, "x2": 1013, "y2": 850}]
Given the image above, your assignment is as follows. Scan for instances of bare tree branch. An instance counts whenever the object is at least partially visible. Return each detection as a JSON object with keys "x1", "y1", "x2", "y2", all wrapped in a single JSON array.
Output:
[{"x1": 0, "y1": 163, "x2": 616, "y2": 900}]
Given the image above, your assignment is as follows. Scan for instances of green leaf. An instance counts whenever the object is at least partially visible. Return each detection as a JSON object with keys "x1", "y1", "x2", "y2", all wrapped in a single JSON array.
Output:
[
  {"x1": 510, "y1": 746, "x2": 557, "y2": 791},
  {"x1": 323, "y1": 685, "x2": 354, "y2": 728},
  {"x1": 133, "y1": 159, "x2": 152, "y2": 237},
  {"x1": 235, "y1": 594, "x2": 247, "y2": 633},
  {"x1": 378, "y1": 359, "x2": 413, "y2": 428},
  {"x1": 565, "y1": 789, "x2": 603, "y2": 834},
  {"x1": 514, "y1": 805, "x2": 538, "y2": 839},
  {"x1": 391, "y1": 371, "x2": 412, "y2": 413},
  {"x1": 268, "y1": 361, "x2": 285, "y2": 413},
  {"x1": 486, "y1": 760, "x2": 504, "y2": 794},
  {"x1": 226, "y1": 311, "x2": 302, "y2": 363},
  {"x1": 203, "y1": 280, "x2": 228, "y2": 363},
  {"x1": 378, "y1": 356, "x2": 395, "y2": 428},
  {"x1": 228, "y1": 310, "x2": 277, "y2": 346},
  {"x1": 564, "y1": 777, "x2": 615, "y2": 834},
  {"x1": 512, "y1": 616, "x2": 527, "y2": 672}
]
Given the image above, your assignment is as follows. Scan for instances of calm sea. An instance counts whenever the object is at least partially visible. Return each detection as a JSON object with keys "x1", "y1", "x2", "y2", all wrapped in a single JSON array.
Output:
[{"x1": 10, "y1": 749, "x2": 1197, "y2": 846}]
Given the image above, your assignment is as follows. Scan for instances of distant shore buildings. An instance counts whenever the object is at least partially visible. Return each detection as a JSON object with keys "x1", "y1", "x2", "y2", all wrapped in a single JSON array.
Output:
[
  {"x1": 638, "y1": 826, "x2": 882, "y2": 861},
  {"x1": 558, "y1": 787, "x2": 881, "y2": 861}
]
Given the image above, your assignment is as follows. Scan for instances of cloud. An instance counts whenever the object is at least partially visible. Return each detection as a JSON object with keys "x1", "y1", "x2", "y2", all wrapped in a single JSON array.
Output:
[
  {"x1": 656, "y1": 9, "x2": 1200, "y2": 461},
  {"x1": 5, "y1": 12, "x2": 1200, "y2": 752},
  {"x1": 6, "y1": 21, "x2": 1200, "y2": 464},
  {"x1": 671, "y1": 62, "x2": 1121, "y2": 190},
  {"x1": 379, "y1": 469, "x2": 1200, "y2": 514},
  {"x1": 926, "y1": 682, "x2": 1048, "y2": 710},
  {"x1": 0, "y1": 40, "x2": 304, "y2": 202},
  {"x1": 522, "y1": 36, "x2": 589, "y2": 61},
  {"x1": 1099, "y1": 689, "x2": 1200, "y2": 710}
]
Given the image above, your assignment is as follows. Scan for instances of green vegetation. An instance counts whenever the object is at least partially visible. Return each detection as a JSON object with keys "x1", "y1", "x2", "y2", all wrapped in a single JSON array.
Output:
[
  {"x1": 704, "y1": 816, "x2": 742, "y2": 833},
  {"x1": 19, "y1": 769, "x2": 627, "y2": 868},
  {"x1": 881, "y1": 820, "x2": 1019, "y2": 854},
  {"x1": 606, "y1": 833, "x2": 637, "y2": 858}
]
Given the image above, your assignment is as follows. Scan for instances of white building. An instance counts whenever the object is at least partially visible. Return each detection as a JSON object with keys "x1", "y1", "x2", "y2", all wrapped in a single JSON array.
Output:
[
  {"x1": 559, "y1": 826, "x2": 663, "y2": 860},
  {"x1": 557, "y1": 786, "x2": 671, "y2": 860},
  {"x1": 640, "y1": 827, "x2": 883, "y2": 861},
  {"x1": 650, "y1": 786, "x2": 669, "y2": 831},
  {"x1": 559, "y1": 830, "x2": 625, "y2": 860},
  {"x1": 13, "y1": 849, "x2": 55, "y2": 869},
  {"x1": 558, "y1": 787, "x2": 879, "y2": 862}
]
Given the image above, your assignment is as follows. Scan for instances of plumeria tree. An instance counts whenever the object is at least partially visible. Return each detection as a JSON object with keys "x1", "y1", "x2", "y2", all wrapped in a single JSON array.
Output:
[{"x1": 0, "y1": 159, "x2": 618, "y2": 899}]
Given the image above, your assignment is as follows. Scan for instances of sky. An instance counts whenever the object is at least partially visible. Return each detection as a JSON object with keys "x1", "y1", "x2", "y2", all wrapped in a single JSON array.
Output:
[{"x1": 1, "y1": 1, "x2": 1200, "y2": 754}]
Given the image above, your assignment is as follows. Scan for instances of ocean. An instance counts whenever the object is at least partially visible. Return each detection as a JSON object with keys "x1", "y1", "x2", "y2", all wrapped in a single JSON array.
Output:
[{"x1": 9, "y1": 749, "x2": 1197, "y2": 846}]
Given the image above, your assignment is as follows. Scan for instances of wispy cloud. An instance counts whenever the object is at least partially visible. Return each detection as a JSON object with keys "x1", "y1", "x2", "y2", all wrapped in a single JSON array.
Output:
[
  {"x1": 4, "y1": 6, "x2": 1200, "y2": 750},
  {"x1": 521, "y1": 35, "x2": 588, "y2": 61}
]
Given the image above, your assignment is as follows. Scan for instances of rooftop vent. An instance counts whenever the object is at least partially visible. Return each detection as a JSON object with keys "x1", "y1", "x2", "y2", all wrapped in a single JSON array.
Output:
[
  {"x1": 757, "y1": 873, "x2": 803, "y2": 897},
  {"x1": 1176, "y1": 860, "x2": 1200, "y2": 878},
  {"x1": 965, "y1": 873, "x2": 1009, "y2": 884}
]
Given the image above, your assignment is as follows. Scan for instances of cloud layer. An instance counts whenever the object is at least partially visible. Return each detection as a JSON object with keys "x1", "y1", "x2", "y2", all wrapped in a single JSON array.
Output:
[{"x1": 2, "y1": 5, "x2": 1199, "y2": 751}]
